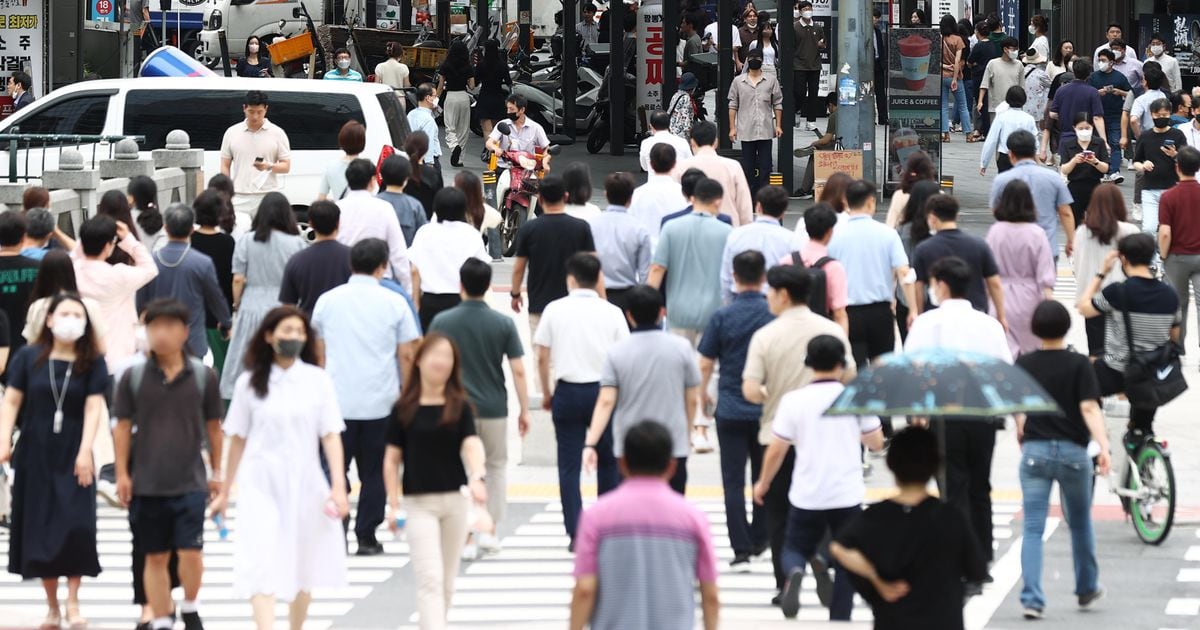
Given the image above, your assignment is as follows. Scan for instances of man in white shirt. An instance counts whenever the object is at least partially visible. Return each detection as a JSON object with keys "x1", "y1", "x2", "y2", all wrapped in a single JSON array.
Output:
[
  {"x1": 1128, "y1": 66, "x2": 1168, "y2": 138},
  {"x1": 672, "y1": 122, "x2": 754, "y2": 226},
  {"x1": 1146, "y1": 32, "x2": 1181, "y2": 93},
  {"x1": 1093, "y1": 23, "x2": 1139, "y2": 64},
  {"x1": 753, "y1": 334, "x2": 883, "y2": 620},
  {"x1": 703, "y1": 19, "x2": 742, "y2": 71},
  {"x1": 1176, "y1": 98, "x2": 1200, "y2": 149},
  {"x1": 904, "y1": 256, "x2": 1011, "y2": 566},
  {"x1": 336, "y1": 158, "x2": 412, "y2": 293},
  {"x1": 630, "y1": 143, "x2": 688, "y2": 245},
  {"x1": 533, "y1": 252, "x2": 629, "y2": 549},
  {"x1": 406, "y1": 83, "x2": 442, "y2": 166},
  {"x1": 406, "y1": 187, "x2": 489, "y2": 330},
  {"x1": 486, "y1": 94, "x2": 551, "y2": 170},
  {"x1": 219, "y1": 90, "x2": 292, "y2": 226},
  {"x1": 639, "y1": 110, "x2": 693, "y2": 172}
]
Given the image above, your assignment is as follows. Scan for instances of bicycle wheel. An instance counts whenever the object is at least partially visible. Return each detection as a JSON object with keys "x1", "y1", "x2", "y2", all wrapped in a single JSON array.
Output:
[{"x1": 1128, "y1": 442, "x2": 1176, "y2": 545}]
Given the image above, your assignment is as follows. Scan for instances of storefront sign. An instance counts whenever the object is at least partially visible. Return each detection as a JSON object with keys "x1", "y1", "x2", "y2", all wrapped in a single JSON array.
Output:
[
  {"x1": 1139, "y1": 14, "x2": 1200, "y2": 77},
  {"x1": 0, "y1": 1, "x2": 41, "y2": 100},
  {"x1": 885, "y1": 28, "x2": 942, "y2": 184},
  {"x1": 637, "y1": 0, "x2": 664, "y2": 133}
]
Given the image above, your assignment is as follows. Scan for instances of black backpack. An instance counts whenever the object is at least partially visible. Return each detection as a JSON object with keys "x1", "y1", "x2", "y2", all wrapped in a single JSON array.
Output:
[{"x1": 790, "y1": 252, "x2": 834, "y2": 320}]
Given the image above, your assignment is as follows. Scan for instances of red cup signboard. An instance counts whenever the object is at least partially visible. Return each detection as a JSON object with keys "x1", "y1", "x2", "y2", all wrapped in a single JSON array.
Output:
[
  {"x1": 885, "y1": 28, "x2": 942, "y2": 185},
  {"x1": 0, "y1": 95, "x2": 14, "y2": 121}
]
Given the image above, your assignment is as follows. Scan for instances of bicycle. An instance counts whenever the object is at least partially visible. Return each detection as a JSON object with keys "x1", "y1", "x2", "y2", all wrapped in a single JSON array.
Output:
[{"x1": 1106, "y1": 428, "x2": 1175, "y2": 545}]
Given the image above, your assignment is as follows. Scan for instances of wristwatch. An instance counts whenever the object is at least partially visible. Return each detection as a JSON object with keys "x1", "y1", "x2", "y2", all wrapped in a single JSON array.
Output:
[
  {"x1": 1095, "y1": 272, "x2": 1107, "y2": 280},
  {"x1": 510, "y1": 290, "x2": 522, "y2": 298}
]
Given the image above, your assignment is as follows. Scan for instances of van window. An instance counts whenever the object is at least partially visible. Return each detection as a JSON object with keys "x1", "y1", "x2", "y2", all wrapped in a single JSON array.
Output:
[
  {"x1": 11, "y1": 94, "x2": 109, "y2": 137},
  {"x1": 267, "y1": 92, "x2": 365, "y2": 150},
  {"x1": 376, "y1": 92, "x2": 410, "y2": 147}
]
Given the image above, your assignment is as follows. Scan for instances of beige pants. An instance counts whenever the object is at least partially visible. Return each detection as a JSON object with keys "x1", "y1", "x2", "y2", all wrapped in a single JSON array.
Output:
[
  {"x1": 407, "y1": 491, "x2": 470, "y2": 630},
  {"x1": 442, "y1": 90, "x2": 472, "y2": 152},
  {"x1": 475, "y1": 418, "x2": 508, "y2": 527}
]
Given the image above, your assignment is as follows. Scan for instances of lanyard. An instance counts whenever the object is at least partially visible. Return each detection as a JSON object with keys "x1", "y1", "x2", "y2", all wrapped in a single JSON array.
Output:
[{"x1": 49, "y1": 359, "x2": 73, "y2": 434}]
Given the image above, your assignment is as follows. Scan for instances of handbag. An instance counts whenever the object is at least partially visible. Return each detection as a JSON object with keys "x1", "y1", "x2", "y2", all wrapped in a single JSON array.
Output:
[{"x1": 1120, "y1": 284, "x2": 1188, "y2": 406}]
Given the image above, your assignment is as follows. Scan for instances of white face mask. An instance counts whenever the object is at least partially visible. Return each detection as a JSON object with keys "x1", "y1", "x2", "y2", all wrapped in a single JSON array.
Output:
[
  {"x1": 801, "y1": 10, "x2": 812, "y2": 19},
  {"x1": 1098, "y1": 61, "x2": 1111, "y2": 72},
  {"x1": 1113, "y1": 50, "x2": 1124, "y2": 60},
  {"x1": 248, "y1": 44, "x2": 259, "y2": 53},
  {"x1": 337, "y1": 59, "x2": 351, "y2": 70},
  {"x1": 1007, "y1": 49, "x2": 1020, "y2": 60},
  {"x1": 928, "y1": 285, "x2": 942, "y2": 307},
  {"x1": 1076, "y1": 128, "x2": 1093, "y2": 143},
  {"x1": 1151, "y1": 45, "x2": 1164, "y2": 56},
  {"x1": 793, "y1": 9, "x2": 800, "y2": 19},
  {"x1": 1028, "y1": 25, "x2": 1037, "y2": 35},
  {"x1": 431, "y1": 96, "x2": 440, "y2": 108},
  {"x1": 51, "y1": 315, "x2": 86, "y2": 343}
]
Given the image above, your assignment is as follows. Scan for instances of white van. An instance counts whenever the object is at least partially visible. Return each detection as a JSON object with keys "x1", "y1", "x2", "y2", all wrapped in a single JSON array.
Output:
[
  {"x1": 0, "y1": 77, "x2": 410, "y2": 205},
  {"x1": 199, "y1": 0, "x2": 324, "y2": 68}
]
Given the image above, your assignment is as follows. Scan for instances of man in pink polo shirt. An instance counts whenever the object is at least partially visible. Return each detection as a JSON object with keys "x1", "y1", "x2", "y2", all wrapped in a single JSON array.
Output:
[{"x1": 569, "y1": 421, "x2": 720, "y2": 630}]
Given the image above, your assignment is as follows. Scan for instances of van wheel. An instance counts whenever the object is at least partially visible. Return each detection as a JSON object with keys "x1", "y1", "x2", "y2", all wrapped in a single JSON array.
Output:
[{"x1": 186, "y1": 36, "x2": 219, "y2": 69}]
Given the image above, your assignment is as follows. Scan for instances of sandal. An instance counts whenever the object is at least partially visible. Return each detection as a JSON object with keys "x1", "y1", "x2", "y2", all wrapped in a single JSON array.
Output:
[
  {"x1": 40, "y1": 606, "x2": 61, "y2": 630},
  {"x1": 65, "y1": 602, "x2": 86, "y2": 629},
  {"x1": 943, "y1": 133, "x2": 951, "y2": 142},
  {"x1": 965, "y1": 133, "x2": 982, "y2": 143}
]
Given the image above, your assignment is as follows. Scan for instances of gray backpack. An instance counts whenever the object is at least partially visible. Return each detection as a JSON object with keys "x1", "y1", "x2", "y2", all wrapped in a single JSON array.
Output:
[{"x1": 127, "y1": 356, "x2": 209, "y2": 401}]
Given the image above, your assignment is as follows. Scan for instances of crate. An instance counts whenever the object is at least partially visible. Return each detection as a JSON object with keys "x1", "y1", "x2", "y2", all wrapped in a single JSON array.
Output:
[
  {"x1": 417, "y1": 47, "x2": 446, "y2": 69},
  {"x1": 268, "y1": 33, "x2": 316, "y2": 65},
  {"x1": 400, "y1": 47, "x2": 421, "y2": 67}
]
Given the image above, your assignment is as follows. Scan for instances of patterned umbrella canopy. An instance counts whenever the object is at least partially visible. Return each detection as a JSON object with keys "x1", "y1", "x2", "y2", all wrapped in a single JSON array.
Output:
[{"x1": 825, "y1": 348, "x2": 1061, "y2": 418}]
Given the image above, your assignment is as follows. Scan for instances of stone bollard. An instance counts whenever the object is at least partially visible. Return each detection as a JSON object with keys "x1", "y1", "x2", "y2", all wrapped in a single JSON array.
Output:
[
  {"x1": 99, "y1": 138, "x2": 155, "y2": 180},
  {"x1": 42, "y1": 149, "x2": 101, "y2": 229},
  {"x1": 151, "y1": 130, "x2": 205, "y2": 202}
]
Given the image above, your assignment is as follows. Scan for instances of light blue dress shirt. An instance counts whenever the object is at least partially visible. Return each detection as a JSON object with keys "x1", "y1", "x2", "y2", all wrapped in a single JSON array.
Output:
[
  {"x1": 989, "y1": 159, "x2": 1074, "y2": 249},
  {"x1": 828, "y1": 214, "x2": 909, "y2": 306},
  {"x1": 719, "y1": 216, "x2": 797, "y2": 300},
  {"x1": 653, "y1": 212, "x2": 733, "y2": 330},
  {"x1": 406, "y1": 106, "x2": 442, "y2": 161},
  {"x1": 311, "y1": 275, "x2": 421, "y2": 420},
  {"x1": 588, "y1": 205, "x2": 653, "y2": 289}
]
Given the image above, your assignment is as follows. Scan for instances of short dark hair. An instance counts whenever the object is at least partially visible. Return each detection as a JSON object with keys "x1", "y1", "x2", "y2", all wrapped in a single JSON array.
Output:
[
  {"x1": 538, "y1": 175, "x2": 567, "y2": 204},
  {"x1": 844, "y1": 179, "x2": 876, "y2": 210},
  {"x1": 605, "y1": 172, "x2": 635, "y2": 206},
  {"x1": 334, "y1": 47, "x2": 351, "y2": 58},
  {"x1": 244, "y1": 90, "x2": 268, "y2": 106},
  {"x1": 1006, "y1": 129, "x2": 1037, "y2": 159},
  {"x1": 1097, "y1": 48, "x2": 1115, "y2": 61},
  {"x1": 142, "y1": 298, "x2": 191, "y2": 327},
  {"x1": 925, "y1": 194, "x2": 958, "y2": 221},
  {"x1": 623, "y1": 285, "x2": 663, "y2": 326},
  {"x1": 804, "y1": 335, "x2": 846, "y2": 371},
  {"x1": 460, "y1": 258, "x2": 492, "y2": 297},
  {"x1": 929, "y1": 256, "x2": 971, "y2": 298},
  {"x1": 307, "y1": 200, "x2": 340, "y2": 236},
  {"x1": 380, "y1": 154, "x2": 412, "y2": 188},
  {"x1": 804, "y1": 203, "x2": 837, "y2": 240},
  {"x1": 1150, "y1": 97, "x2": 1173, "y2": 115},
  {"x1": 1031, "y1": 300, "x2": 1071, "y2": 339},
  {"x1": 433, "y1": 187, "x2": 468, "y2": 223},
  {"x1": 338, "y1": 121, "x2": 366, "y2": 155},
  {"x1": 732, "y1": 250, "x2": 765, "y2": 285},
  {"x1": 622, "y1": 420, "x2": 674, "y2": 476},
  {"x1": 680, "y1": 168, "x2": 707, "y2": 197},
  {"x1": 693, "y1": 178, "x2": 724, "y2": 205},
  {"x1": 1150, "y1": 32, "x2": 1165, "y2": 44},
  {"x1": 650, "y1": 110, "x2": 670, "y2": 131},
  {"x1": 345, "y1": 158, "x2": 376, "y2": 191},
  {"x1": 1005, "y1": 85, "x2": 1027, "y2": 108},
  {"x1": 756, "y1": 186, "x2": 788, "y2": 218},
  {"x1": 1144, "y1": 66, "x2": 1165, "y2": 91},
  {"x1": 0, "y1": 209, "x2": 27, "y2": 247},
  {"x1": 1118, "y1": 233, "x2": 1156, "y2": 267},
  {"x1": 887, "y1": 427, "x2": 940, "y2": 484},
  {"x1": 1109, "y1": 38, "x2": 1127, "y2": 49},
  {"x1": 350, "y1": 238, "x2": 390, "y2": 274},
  {"x1": 9, "y1": 71, "x2": 31, "y2": 91},
  {"x1": 506, "y1": 93, "x2": 529, "y2": 110},
  {"x1": 766, "y1": 264, "x2": 811, "y2": 305},
  {"x1": 1000, "y1": 37, "x2": 1019, "y2": 50},
  {"x1": 691, "y1": 121, "x2": 718, "y2": 147},
  {"x1": 415, "y1": 83, "x2": 436, "y2": 102},
  {"x1": 566, "y1": 252, "x2": 601, "y2": 288},
  {"x1": 1178, "y1": 146, "x2": 1200, "y2": 177},
  {"x1": 649, "y1": 143, "x2": 677, "y2": 174},
  {"x1": 24, "y1": 208, "x2": 54, "y2": 240},
  {"x1": 80, "y1": 215, "x2": 117, "y2": 257},
  {"x1": 1072, "y1": 58, "x2": 1093, "y2": 79},
  {"x1": 1107, "y1": 23, "x2": 1122, "y2": 32},
  {"x1": 162, "y1": 203, "x2": 195, "y2": 238}
]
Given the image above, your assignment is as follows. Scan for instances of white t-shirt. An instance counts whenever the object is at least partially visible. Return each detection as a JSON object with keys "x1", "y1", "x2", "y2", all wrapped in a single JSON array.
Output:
[
  {"x1": 771, "y1": 380, "x2": 881, "y2": 510},
  {"x1": 375, "y1": 58, "x2": 410, "y2": 90},
  {"x1": 407, "y1": 220, "x2": 489, "y2": 294},
  {"x1": 533, "y1": 289, "x2": 629, "y2": 384},
  {"x1": 703, "y1": 22, "x2": 740, "y2": 51}
]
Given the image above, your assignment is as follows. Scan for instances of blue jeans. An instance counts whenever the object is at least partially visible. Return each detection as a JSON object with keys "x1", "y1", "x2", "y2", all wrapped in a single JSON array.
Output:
[
  {"x1": 551, "y1": 381, "x2": 619, "y2": 542},
  {"x1": 1019, "y1": 440, "x2": 1099, "y2": 611},
  {"x1": 942, "y1": 77, "x2": 974, "y2": 134},
  {"x1": 781, "y1": 505, "x2": 859, "y2": 620},
  {"x1": 965, "y1": 79, "x2": 980, "y2": 130},
  {"x1": 716, "y1": 421, "x2": 767, "y2": 555},
  {"x1": 1104, "y1": 118, "x2": 1123, "y2": 175}
]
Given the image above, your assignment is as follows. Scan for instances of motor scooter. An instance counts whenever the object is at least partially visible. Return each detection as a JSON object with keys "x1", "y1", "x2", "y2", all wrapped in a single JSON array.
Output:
[{"x1": 485, "y1": 121, "x2": 561, "y2": 256}]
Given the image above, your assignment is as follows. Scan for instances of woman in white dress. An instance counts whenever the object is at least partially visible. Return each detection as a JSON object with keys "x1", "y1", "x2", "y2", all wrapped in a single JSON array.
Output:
[{"x1": 210, "y1": 305, "x2": 348, "y2": 630}]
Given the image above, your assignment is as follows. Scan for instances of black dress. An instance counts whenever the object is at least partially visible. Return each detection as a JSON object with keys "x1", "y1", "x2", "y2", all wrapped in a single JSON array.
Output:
[
  {"x1": 7, "y1": 346, "x2": 108, "y2": 579},
  {"x1": 1061, "y1": 137, "x2": 1110, "y2": 226},
  {"x1": 236, "y1": 56, "x2": 272, "y2": 78},
  {"x1": 475, "y1": 62, "x2": 512, "y2": 122}
]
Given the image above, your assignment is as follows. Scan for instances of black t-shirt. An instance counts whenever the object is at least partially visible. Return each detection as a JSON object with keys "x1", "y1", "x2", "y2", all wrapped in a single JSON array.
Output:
[
  {"x1": 190, "y1": 231, "x2": 236, "y2": 327},
  {"x1": 967, "y1": 40, "x2": 996, "y2": 83},
  {"x1": 0, "y1": 254, "x2": 39, "y2": 359},
  {"x1": 1060, "y1": 137, "x2": 1110, "y2": 188},
  {"x1": 910, "y1": 229, "x2": 999, "y2": 312},
  {"x1": 386, "y1": 403, "x2": 477, "y2": 495},
  {"x1": 407, "y1": 165, "x2": 443, "y2": 221},
  {"x1": 1134, "y1": 128, "x2": 1189, "y2": 190},
  {"x1": 1016, "y1": 349, "x2": 1101, "y2": 445},
  {"x1": 514, "y1": 213, "x2": 595, "y2": 314},
  {"x1": 278, "y1": 240, "x2": 352, "y2": 315},
  {"x1": 836, "y1": 498, "x2": 988, "y2": 630},
  {"x1": 438, "y1": 62, "x2": 472, "y2": 91}
]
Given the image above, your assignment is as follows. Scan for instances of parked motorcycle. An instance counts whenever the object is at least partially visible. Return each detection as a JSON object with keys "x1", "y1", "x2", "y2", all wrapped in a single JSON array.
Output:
[
  {"x1": 585, "y1": 70, "x2": 638, "y2": 154},
  {"x1": 487, "y1": 121, "x2": 561, "y2": 256}
]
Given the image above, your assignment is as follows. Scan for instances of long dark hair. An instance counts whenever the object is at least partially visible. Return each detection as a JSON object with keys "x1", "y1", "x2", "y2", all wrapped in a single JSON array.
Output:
[
  {"x1": 128, "y1": 175, "x2": 163, "y2": 236},
  {"x1": 394, "y1": 332, "x2": 469, "y2": 428},
  {"x1": 899, "y1": 151, "x2": 937, "y2": 194},
  {"x1": 454, "y1": 171, "x2": 486, "y2": 229},
  {"x1": 993, "y1": 180, "x2": 1038, "y2": 223},
  {"x1": 899, "y1": 180, "x2": 941, "y2": 247},
  {"x1": 818, "y1": 172, "x2": 854, "y2": 213},
  {"x1": 939, "y1": 14, "x2": 958, "y2": 37},
  {"x1": 244, "y1": 305, "x2": 319, "y2": 398},
  {"x1": 404, "y1": 131, "x2": 429, "y2": 185},
  {"x1": 194, "y1": 189, "x2": 237, "y2": 233},
  {"x1": 562, "y1": 163, "x2": 593, "y2": 207},
  {"x1": 29, "y1": 250, "x2": 78, "y2": 303},
  {"x1": 1053, "y1": 39, "x2": 1074, "y2": 67},
  {"x1": 481, "y1": 39, "x2": 502, "y2": 77},
  {"x1": 35, "y1": 292, "x2": 101, "y2": 374},
  {"x1": 444, "y1": 40, "x2": 470, "y2": 74},
  {"x1": 753, "y1": 14, "x2": 778, "y2": 55},
  {"x1": 1083, "y1": 183, "x2": 1127, "y2": 245},
  {"x1": 96, "y1": 189, "x2": 138, "y2": 265},
  {"x1": 252, "y1": 192, "x2": 300, "y2": 242}
]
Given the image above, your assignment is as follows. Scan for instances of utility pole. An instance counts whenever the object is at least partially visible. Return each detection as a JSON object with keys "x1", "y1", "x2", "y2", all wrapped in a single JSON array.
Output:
[
  {"x1": 778, "y1": 3, "x2": 794, "y2": 192},
  {"x1": 563, "y1": 0, "x2": 576, "y2": 142},
  {"x1": 836, "y1": 0, "x2": 875, "y2": 182}
]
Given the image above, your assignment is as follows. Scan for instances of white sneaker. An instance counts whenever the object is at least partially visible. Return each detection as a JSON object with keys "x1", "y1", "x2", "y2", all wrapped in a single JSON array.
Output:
[
  {"x1": 477, "y1": 532, "x2": 502, "y2": 555},
  {"x1": 461, "y1": 542, "x2": 480, "y2": 561},
  {"x1": 805, "y1": 121, "x2": 819, "y2": 131},
  {"x1": 691, "y1": 432, "x2": 714, "y2": 453},
  {"x1": 96, "y1": 479, "x2": 122, "y2": 509}
]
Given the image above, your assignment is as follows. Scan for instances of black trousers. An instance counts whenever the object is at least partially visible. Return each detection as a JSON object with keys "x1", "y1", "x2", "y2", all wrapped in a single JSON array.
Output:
[
  {"x1": 795, "y1": 69, "x2": 822, "y2": 122},
  {"x1": 847, "y1": 302, "x2": 895, "y2": 367},
  {"x1": 874, "y1": 65, "x2": 887, "y2": 124},
  {"x1": 342, "y1": 417, "x2": 389, "y2": 542},
  {"x1": 1084, "y1": 315, "x2": 1105, "y2": 358},
  {"x1": 895, "y1": 300, "x2": 910, "y2": 343},
  {"x1": 625, "y1": 457, "x2": 688, "y2": 494},
  {"x1": 418, "y1": 292, "x2": 462, "y2": 331},
  {"x1": 997, "y1": 152, "x2": 1013, "y2": 173},
  {"x1": 740, "y1": 139, "x2": 774, "y2": 195},
  {"x1": 1094, "y1": 359, "x2": 1158, "y2": 433},
  {"x1": 717, "y1": 421, "x2": 767, "y2": 555},
  {"x1": 605, "y1": 286, "x2": 633, "y2": 312},
  {"x1": 766, "y1": 446, "x2": 795, "y2": 590},
  {"x1": 938, "y1": 421, "x2": 997, "y2": 563}
]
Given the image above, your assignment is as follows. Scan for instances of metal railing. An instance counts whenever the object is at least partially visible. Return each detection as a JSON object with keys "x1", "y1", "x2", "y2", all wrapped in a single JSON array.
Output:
[{"x1": 0, "y1": 134, "x2": 146, "y2": 183}]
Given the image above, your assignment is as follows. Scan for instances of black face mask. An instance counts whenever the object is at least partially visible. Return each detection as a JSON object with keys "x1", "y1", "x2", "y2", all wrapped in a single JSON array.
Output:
[
  {"x1": 747, "y1": 58, "x2": 763, "y2": 70},
  {"x1": 1154, "y1": 117, "x2": 1173, "y2": 129}
]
